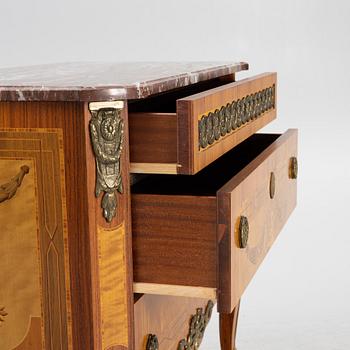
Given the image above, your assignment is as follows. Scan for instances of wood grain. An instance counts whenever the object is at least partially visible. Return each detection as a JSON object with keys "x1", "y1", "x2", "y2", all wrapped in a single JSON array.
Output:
[
  {"x1": 134, "y1": 295, "x2": 212, "y2": 350},
  {"x1": 219, "y1": 301, "x2": 240, "y2": 350},
  {"x1": 129, "y1": 112, "x2": 177, "y2": 164},
  {"x1": 0, "y1": 102, "x2": 104, "y2": 350},
  {"x1": 83, "y1": 102, "x2": 134, "y2": 350},
  {"x1": 178, "y1": 72, "x2": 277, "y2": 174},
  {"x1": 0, "y1": 129, "x2": 72, "y2": 350},
  {"x1": 128, "y1": 73, "x2": 276, "y2": 174},
  {"x1": 133, "y1": 283, "x2": 217, "y2": 299},
  {"x1": 217, "y1": 129, "x2": 298, "y2": 313},
  {"x1": 132, "y1": 194, "x2": 217, "y2": 288},
  {"x1": 98, "y1": 224, "x2": 128, "y2": 349},
  {"x1": 0, "y1": 159, "x2": 42, "y2": 350},
  {"x1": 13, "y1": 317, "x2": 43, "y2": 350},
  {"x1": 130, "y1": 162, "x2": 178, "y2": 174},
  {"x1": 0, "y1": 100, "x2": 134, "y2": 350}
]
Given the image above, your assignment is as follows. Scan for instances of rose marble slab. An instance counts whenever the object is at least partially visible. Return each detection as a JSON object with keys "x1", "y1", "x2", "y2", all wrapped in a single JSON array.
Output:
[{"x1": 0, "y1": 62, "x2": 248, "y2": 102}]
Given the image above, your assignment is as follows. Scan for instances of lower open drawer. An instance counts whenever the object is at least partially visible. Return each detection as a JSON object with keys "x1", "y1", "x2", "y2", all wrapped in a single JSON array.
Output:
[{"x1": 132, "y1": 129, "x2": 298, "y2": 313}]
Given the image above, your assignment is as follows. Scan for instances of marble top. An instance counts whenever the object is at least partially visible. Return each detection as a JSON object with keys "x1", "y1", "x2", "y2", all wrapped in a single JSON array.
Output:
[{"x1": 0, "y1": 62, "x2": 248, "y2": 102}]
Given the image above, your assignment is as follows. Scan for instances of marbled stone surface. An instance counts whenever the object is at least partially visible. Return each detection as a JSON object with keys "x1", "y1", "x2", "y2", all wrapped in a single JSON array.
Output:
[{"x1": 0, "y1": 62, "x2": 248, "y2": 102}]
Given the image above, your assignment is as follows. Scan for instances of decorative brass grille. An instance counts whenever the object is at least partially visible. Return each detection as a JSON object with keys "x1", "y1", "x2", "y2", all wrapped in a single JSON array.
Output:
[{"x1": 198, "y1": 85, "x2": 275, "y2": 150}]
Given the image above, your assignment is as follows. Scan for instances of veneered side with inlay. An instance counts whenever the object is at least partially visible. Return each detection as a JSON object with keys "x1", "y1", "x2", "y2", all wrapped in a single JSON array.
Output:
[
  {"x1": 0, "y1": 129, "x2": 72, "y2": 350},
  {"x1": 0, "y1": 102, "x2": 134, "y2": 350}
]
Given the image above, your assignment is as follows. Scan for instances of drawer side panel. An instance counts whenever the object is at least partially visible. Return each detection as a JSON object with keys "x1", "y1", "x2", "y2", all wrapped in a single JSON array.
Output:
[{"x1": 132, "y1": 194, "x2": 217, "y2": 288}]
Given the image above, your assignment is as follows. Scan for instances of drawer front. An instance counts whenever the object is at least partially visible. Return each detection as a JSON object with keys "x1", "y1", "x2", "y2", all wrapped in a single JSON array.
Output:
[
  {"x1": 217, "y1": 129, "x2": 298, "y2": 313},
  {"x1": 130, "y1": 73, "x2": 277, "y2": 175},
  {"x1": 178, "y1": 72, "x2": 277, "y2": 174},
  {"x1": 134, "y1": 295, "x2": 214, "y2": 350}
]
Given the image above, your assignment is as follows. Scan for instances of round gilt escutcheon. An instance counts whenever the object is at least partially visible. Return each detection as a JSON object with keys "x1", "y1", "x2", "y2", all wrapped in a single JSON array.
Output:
[
  {"x1": 238, "y1": 216, "x2": 249, "y2": 249},
  {"x1": 289, "y1": 157, "x2": 298, "y2": 179},
  {"x1": 270, "y1": 172, "x2": 276, "y2": 199}
]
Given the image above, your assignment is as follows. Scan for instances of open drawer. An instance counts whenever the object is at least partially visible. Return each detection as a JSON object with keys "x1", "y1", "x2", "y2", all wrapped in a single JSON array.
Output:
[
  {"x1": 129, "y1": 73, "x2": 277, "y2": 175},
  {"x1": 132, "y1": 129, "x2": 298, "y2": 313}
]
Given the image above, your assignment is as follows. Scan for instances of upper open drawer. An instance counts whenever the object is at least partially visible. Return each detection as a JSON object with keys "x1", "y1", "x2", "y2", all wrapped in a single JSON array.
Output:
[{"x1": 129, "y1": 72, "x2": 277, "y2": 175}]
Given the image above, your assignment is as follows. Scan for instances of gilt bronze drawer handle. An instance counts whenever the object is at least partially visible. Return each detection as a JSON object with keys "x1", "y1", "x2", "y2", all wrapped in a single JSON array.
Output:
[
  {"x1": 270, "y1": 172, "x2": 276, "y2": 199},
  {"x1": 146, "y1": 334, "x2": 159, "y2": 350},
  {"x1": 289, "y1": 157, "x2": 298, "y2": 179},
  {"x1": 178, "y1": 300, "x2": 214, "y2": 350},
  {"x1": 0, "y1": 165, "x2": 30, "y2": 204},
  {"x1": 238, "y1": 216, "x2": 249, "y2": 249},
  {"x1": 198, "y1": 84, "x2": 275, "y2": 150}
]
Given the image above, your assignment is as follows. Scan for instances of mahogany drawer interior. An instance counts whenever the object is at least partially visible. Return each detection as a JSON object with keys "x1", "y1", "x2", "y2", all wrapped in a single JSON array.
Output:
[
  {"x1": 129, "y1": 72, "x2": 277, "y2": 175},
  {"x1": 132, "y1": 130, "x2": 298, "y2": 313}
]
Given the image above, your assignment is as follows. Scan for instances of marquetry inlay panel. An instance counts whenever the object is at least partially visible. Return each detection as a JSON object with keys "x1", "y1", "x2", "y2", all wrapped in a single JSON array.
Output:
[{"x1": 0, "y1": 129, "x2": 72, "y2": 350}]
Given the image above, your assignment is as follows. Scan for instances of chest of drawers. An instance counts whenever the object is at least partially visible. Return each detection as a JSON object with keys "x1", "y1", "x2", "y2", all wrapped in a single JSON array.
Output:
[{"x1": 0, "y1": 62, "x2": 297, "y2": 350}]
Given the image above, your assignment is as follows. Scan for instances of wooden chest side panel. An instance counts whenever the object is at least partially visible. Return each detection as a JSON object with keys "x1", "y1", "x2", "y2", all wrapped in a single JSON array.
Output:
[
  {"x1": 132, "y1": 194, "x2": 217, "y2": 288},
  {"x1": 0, "y1": 102, "x2": 93, "y2": 350},
  {"x1": 0, "y1": 129, "x2": 72, "y2": 350}
]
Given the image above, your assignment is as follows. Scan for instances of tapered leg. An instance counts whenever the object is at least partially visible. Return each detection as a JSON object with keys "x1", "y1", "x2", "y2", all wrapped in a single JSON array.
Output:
[{"x1": 219, "y1": 300, "x2": 241, "y2": 350}]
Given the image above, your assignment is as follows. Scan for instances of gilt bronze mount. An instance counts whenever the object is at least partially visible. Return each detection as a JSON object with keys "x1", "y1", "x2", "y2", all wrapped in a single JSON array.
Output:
[
  {"x1": 177, "y1": 300, "x2": 214, "y2": 350},
  {"x1": 238, "y1": 216, "x2": 249, "y2": 249},
  {"x1": 89, "y1": 101, "x2": 124, "y2": 222}
]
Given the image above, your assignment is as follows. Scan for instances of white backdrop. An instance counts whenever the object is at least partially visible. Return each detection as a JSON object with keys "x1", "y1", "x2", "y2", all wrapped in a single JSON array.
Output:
[{"x1": 1, "y1": 0, "x2": 349, "y2": 348}]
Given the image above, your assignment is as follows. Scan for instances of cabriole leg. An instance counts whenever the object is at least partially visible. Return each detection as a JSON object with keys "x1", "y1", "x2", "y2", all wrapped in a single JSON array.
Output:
[{"x1": 219, "y1": 300, "x2": 241, "y2": 350}]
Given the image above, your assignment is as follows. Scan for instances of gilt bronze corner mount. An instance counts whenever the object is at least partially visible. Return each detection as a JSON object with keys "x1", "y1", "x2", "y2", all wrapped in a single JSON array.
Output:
[{"x1": 89, "y1": 101, "x2": 125, "y2": 222}]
